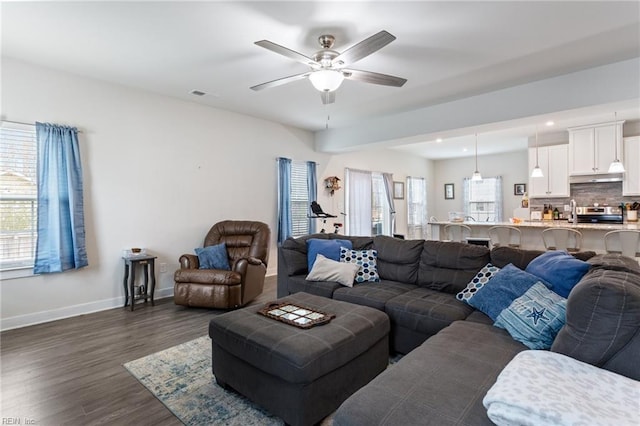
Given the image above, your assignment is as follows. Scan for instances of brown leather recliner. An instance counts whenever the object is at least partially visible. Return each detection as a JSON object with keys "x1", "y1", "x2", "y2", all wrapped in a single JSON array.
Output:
[{"x1": 174, "y1": 220, "x2": 270, "y2": 309}]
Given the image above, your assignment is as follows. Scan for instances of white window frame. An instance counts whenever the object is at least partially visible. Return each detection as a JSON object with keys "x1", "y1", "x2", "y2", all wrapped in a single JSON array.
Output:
[
  {"x1": 463, "y1": 176, "x2": 503, "y2": 222},
  {"x1": 407, "y1": 176, "x2": 428, "y2": 239}
]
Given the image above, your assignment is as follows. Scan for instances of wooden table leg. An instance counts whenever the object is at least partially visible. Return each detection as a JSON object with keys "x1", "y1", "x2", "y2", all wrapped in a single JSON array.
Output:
[
  {"x1": 149, "y1": 260, "x2": 156, "y2": 306},
  {"x1": 129, "y1": 262, "x2": 136, "y2": 311},
  {"x1": 123, "y1": 262, "x2": 130, "y2": 308}
]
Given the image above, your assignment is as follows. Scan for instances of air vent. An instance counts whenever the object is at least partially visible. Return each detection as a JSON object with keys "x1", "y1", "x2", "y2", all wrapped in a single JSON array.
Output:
[{"x1": 190, "y1": 90, "x2": 206, "y2": 96}]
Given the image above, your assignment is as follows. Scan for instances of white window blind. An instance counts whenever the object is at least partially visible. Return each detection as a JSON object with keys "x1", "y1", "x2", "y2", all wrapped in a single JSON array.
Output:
[
  {"x1": 290, "y1": 162, "x2": 309, "y2": 237},
  {"x1": 0, "y1": 123, "x2": 38, "y2": 271}
]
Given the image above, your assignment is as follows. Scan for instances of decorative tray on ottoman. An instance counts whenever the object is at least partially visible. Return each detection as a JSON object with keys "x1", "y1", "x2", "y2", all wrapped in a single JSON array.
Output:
[{"x1": 258, "y1": 301, "x2": 335, "y2": 329}]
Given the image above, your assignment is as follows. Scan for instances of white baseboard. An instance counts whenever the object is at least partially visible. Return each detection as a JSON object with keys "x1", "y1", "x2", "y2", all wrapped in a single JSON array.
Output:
[{"x1": 0, "y1": 287, "x2": 175, "y2": 332}]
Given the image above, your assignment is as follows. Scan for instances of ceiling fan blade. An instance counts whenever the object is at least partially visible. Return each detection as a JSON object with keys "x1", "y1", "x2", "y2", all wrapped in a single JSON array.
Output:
[
  {"x1": 333, "y1": 30, "x2": 396, "y2": 66},
  {"x1": 250, "y1": 72, "x2": 311, "y2": 91},
  {"x1": 254, "y1": 40, "x2": 320, "y2": 67},
  {"x1": 321, "y1": 91, "x2": 335, "y2": 105},
  {"x1": 343, "y1": 69, "x2": 407, "y2": 87}
]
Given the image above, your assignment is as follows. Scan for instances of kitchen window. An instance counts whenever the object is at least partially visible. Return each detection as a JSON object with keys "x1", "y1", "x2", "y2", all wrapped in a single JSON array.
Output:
[{"x1": 463, "y1": 176, "x2": 503, "y2": 222}]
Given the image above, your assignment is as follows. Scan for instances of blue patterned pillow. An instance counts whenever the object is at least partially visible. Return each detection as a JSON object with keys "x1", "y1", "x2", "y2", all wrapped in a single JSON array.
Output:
[
  {"x1": 195, "y1": 242, "x2": 230, "y2": 270},
  {"x1": 467, "y1": 264, "x2": 549, "y2": 321},
  {"x1": 456, "y1": 263, "x2": 501, "y2": 304},
  {"x1": 494, "y1": 282, "x2": 567, "y2": 349},
  {"x1": 340, "y1": 247, "x2": 380, "y2": 283}
]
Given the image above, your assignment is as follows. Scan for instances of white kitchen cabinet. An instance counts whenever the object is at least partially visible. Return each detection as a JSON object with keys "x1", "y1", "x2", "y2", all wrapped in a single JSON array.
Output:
[
  {"x1": 568, "y1": 122, "x2": 624, "y2": 175},
  {"x1": 528, "y1": 144, "x2": 569, "y2": 198},
  {"x1": 623, "y1": 136, "x2": 640, "y2": 196}
]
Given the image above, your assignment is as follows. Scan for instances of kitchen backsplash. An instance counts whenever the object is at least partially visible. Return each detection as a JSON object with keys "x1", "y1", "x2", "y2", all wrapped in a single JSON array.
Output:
[{"x1": 529, "y1": 181, "x2": 638, "y2": 212}]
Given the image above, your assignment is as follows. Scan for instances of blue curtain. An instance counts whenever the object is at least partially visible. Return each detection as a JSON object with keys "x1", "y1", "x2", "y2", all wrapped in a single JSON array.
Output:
[
  {"x1": 277, "y1": 157, "x2": 292, "y2": 244},
  {"x1": 306, "y1": 161, "x2": 317, "y2": 234},
  {"x1": 34, "y1": 122, "x2": 88, "y2": 273}
]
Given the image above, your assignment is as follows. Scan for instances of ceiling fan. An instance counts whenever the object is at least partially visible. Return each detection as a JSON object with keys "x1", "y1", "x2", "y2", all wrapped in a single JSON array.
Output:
[{"x1": 250, "y1": 30, "x2": 407, "y2": 104}]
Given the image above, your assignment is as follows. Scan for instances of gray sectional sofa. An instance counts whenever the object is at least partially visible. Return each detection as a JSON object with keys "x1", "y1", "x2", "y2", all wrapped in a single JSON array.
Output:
[{"x1": 277, "y1": 233, "x2": 640, "y2": 425}]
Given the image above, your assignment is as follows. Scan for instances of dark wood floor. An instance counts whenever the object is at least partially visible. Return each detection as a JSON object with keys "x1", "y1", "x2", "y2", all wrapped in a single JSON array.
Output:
[{"x1": 0, "y1": 276, "x2": 278, "y2": 425}]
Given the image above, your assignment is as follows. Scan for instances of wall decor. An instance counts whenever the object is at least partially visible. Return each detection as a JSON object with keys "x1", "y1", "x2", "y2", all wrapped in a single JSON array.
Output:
[
  {"x1": 393, "y1": 181, "x2": 405, "y2": 200},
  {"x1": 514, "y1": 183, "x2": 526, "y2": 196},
  {"x1": 444, "y1": 183, "x2": 455, "y2": 200}
]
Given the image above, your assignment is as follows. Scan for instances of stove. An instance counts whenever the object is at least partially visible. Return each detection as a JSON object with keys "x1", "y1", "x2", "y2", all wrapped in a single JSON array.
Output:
[{"x1": 575, "y1": 206, "x2": 623, "y2": 224}]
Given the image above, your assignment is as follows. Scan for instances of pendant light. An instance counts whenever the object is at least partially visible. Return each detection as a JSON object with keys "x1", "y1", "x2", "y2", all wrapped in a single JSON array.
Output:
[
  {"x1": 471, "y1": 133, "x2": 482, "y2": 181},
  {"x1": 531, "y1": 125, "x2": 544, "y2": 178},
  {"x1": 608, "y1": 112, "x2": 625, "y2": 173}
]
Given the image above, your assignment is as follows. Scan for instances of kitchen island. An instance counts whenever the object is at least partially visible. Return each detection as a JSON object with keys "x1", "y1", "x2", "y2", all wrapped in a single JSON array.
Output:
[{"x1": 429, "y1": 220, "x2": 640, "y2": 252}]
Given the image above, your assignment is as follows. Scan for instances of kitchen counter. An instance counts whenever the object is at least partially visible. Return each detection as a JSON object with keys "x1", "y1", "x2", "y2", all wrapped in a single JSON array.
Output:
[
  {"x1": 429, "y1": 220, "x2": 639, "y2": 252},
  {"x1": 429, "y1": 220, "x2": 640, "y2": 231}
]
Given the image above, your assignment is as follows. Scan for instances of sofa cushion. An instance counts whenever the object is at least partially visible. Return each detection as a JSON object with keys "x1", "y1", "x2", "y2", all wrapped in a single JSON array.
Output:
[
  {"x1": 551, "y1": 255, "x2": 640, "y2": 380},
  {"x1": 490, "y1": 246, "x2": 596, "y2": 270},
  {"x1": 385, "y1": 288, "x2": 475, "y2": 339},
  {"x1": 525, "y1": 250, "x2": 591, "y2": 298},
  {"x1": 372, "y1": 235, "x2": 423, "y2": 284},
  {"x1": 285, "y1": 275, "x2": 343, "y2": 299},
  {"x1": 306, "y1": 254, "x2": 360, "y2": 287},
  {"x1": 494, "y1": 282, "x2": 567, "y2": 349},
  {"x1": 467, "y1": 264, "x2": 547, "y2": 321},
  {"x1": 340, "y1": 247, "x2": 380, "y2": 283},
  {"x1": 417, "y1": 241, "x2": 491, "y2": 294},
  {"x1": 333, "y1": 321, "x2": 526, "y2": 426},
  {"x1": 333, "y1": 280, "x2": 417, "y2": 311},
  {"x1": 307, "y1": 238, "x2": 352, "y2": 271}
]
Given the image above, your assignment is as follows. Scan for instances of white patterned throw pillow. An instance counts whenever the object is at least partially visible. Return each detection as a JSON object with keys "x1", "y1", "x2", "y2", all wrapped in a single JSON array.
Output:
[
  {"x1": 456, "y1": 263, "x2": 501, "y2": 304},
  {"x1": 339, "y1": 247, "x2": 380, "y2": 283}
]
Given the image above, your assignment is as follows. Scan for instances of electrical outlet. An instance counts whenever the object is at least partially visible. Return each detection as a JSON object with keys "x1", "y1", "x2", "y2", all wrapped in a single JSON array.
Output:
[{"x1": 159, "y1": 262, "x2": 167, "y2": 273}]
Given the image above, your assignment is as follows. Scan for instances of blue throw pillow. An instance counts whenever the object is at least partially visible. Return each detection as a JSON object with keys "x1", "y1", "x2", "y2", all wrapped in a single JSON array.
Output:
[
  {"x1": 494, "y1": 282, "x2": 567, "y2": 349},
  {"x1": 525, "y1": 251, "x2": 591, "y2": 298},
  {"x1": 195, "y1": 243, "x2": 230, "y2": 270},
  {"x1": 467, "y1": 263, "x2": 549, "y2": 321},
  {"x1": 306, "y1": 238, "x2": 353, "y2": 271}
]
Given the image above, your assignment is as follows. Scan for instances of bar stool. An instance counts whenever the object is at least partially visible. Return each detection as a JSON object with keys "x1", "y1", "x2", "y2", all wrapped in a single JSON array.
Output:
[
  {"x1": 604, "y1": 230, "x2": 640, "y2": 259},
  {"x1": 542, "y1": 228, "x2": 583, "y2": 252},
  {"x1": 488, "y1": 226, "x2": 521, "y2": 248},
  {"x1": 442, "y1": 224, "x2": 472, "y2": 242}
]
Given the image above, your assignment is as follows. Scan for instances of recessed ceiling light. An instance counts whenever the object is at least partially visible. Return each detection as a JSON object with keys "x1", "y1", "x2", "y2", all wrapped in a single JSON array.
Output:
[
  {"x1": 190, "y1": 90, "x2": 206, "y2": 96},
  {"x1": 436, "y1": 138, "x2": 443, "y2": 143},
  {"x1": 545, "y1": 121, "x2": 555, "y2": 126},
  {"x1": 463, "y1": 148, "x2": 468, "y2": 152}
]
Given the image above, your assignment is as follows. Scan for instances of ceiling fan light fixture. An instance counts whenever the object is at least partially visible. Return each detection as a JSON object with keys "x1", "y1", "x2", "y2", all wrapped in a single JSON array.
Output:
[{"x1": 309, "y1": 70, "x2": 344, "y2": 92}]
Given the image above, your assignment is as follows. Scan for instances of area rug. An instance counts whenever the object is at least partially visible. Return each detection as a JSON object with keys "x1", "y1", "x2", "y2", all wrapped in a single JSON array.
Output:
[{"x1": 123, "y1": 336, "x2": 283, "y2": 425}]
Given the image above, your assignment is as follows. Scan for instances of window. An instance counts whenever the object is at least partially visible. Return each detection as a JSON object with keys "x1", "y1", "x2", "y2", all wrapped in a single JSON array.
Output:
[
  {"x1": 290, "y1": 161, "x2": 310, "y2": 237},
  {"x1": 0, "y1": 124, "x2": 37, "y2": 271},
  {"x1": 371, "y1": 173, "x2": 390, "y2": 236},
  {"x1": 345, "y1": 169, "x2": 391, "y2": 236},
  {"x1": 463, "y1": 176, "x2": 503, "y2": 222},
  {"x1": 407, "y1": 177, "x2": 428, "y2": 239}
]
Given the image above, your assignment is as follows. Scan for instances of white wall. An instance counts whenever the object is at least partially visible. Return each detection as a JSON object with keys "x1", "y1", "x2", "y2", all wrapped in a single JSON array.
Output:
[
  {"x1": 0, "y1": 58, "x2": 430, "y2": 329},
  {"x1": 433, "y1": 151, "x2": 529, "y2": 221}
]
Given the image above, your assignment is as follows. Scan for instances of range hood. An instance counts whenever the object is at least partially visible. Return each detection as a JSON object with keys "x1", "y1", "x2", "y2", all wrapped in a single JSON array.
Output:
[{"x1": 569, "y1": 173, "x2": 624, "y2": 184}]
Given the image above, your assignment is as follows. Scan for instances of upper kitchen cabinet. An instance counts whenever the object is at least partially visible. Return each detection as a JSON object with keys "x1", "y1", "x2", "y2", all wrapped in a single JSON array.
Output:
[
  {"x1": 528, "y1": 144, "x2": 569, "y2": 198},
  {"x1": 623, "y1": 136, "x2": 640, "y2": 196},
  {"x1": 568, "y1": 121, "x2": 624, "y2": 175}
]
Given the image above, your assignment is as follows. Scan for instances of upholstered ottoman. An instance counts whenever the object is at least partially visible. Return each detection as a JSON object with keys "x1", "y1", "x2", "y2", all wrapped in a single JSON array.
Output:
[{"x1": 208, "y1": 292, "x2": 390, "y2": 426}]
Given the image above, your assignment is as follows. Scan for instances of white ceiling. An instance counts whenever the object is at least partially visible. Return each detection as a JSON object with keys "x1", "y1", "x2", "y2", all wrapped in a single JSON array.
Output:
[{"x1": 2, "y1": 1, "x2": 640, "y2": 159}]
